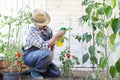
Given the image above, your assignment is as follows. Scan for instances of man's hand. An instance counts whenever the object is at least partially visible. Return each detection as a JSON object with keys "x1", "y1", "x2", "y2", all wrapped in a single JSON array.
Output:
[
  {"x1": 54, "y1": 30, "x2": 66, "y2": 39},
  {"x1": 48, "y1": 30, "x2": 66, "y2": 47}
]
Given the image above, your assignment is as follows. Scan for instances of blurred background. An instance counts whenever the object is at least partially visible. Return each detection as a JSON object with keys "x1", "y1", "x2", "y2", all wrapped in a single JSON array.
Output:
[{"x1": 0, "y1": 0, "x2": 120, "y2": 69}]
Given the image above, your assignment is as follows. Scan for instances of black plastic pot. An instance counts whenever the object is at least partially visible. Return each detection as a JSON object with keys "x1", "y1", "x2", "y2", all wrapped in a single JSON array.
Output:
[{"x1": 3, "y1": 72, "x2": 20, "y2": 80}]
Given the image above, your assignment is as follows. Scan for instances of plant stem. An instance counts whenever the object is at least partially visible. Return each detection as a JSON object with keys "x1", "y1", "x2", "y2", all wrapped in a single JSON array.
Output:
[
  {"x1": 103, "y1": 27, "x2": 110, "y2": 80},
  {"x1": 68, "y1": 17, "x2": 71, "y2": 79},
  {"x1": 19, "y1": 62, "x2": 22, "y2": 80},
  {"x1": 8, "y1": 24, "x2": 11, "y2": 51},
  {"x1": 92, "y1": 26, "x2": 95, "y2": 71},
  {"x1": 16, "y1": 26, "x2": 20, "y2": 44}
]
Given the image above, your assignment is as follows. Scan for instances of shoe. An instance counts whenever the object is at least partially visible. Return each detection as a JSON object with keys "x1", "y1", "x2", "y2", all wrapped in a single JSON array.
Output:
[{"x1": 31, "y1": 71, "x2": 44, "y2": 80}]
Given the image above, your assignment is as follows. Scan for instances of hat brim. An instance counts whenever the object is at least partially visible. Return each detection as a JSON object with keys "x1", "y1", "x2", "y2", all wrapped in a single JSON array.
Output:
[{"x1": 31, "y1": 12, "x2": 50, "y2": 26}]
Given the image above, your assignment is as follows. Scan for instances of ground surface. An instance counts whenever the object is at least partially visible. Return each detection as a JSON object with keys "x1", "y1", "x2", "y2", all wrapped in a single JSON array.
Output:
[
  {"x1": 21, "y1": 68, "x2": 108, "y2": 80},
  {"x1": 1, "y1": 68, "x2": 118, "y2": 80}
]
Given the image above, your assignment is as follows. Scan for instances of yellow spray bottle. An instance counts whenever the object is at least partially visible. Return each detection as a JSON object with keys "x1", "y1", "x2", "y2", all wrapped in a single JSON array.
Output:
[{"x1": 56, "y1": 27, "x2": 66, "y2": 47}]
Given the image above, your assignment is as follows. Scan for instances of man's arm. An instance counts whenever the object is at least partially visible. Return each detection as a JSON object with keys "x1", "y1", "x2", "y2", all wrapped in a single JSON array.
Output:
[{"x1": 50, "y1": 45, "x2": 55, "y2": 60}]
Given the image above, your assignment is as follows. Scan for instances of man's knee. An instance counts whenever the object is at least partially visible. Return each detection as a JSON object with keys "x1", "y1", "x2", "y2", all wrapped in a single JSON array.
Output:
[{"x1": 44, "y1": 51, "x2": 52, "y2": 60}]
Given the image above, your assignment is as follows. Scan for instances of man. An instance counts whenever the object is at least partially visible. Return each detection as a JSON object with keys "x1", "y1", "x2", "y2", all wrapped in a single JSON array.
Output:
[{"x1": 22, "y1": 8, "x2": 66, "y2": 79}]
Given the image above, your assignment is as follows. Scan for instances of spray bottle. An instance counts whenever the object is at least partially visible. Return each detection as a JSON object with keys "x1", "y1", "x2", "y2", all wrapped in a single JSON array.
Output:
[{"x1": 56, "y1": 27, "x2": 66, "y2": 47}]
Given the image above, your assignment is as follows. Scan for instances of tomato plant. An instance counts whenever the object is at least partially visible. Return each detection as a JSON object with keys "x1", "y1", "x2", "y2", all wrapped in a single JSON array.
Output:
[{"x1": 59, "y1": 48, "x2": 80, "y2": 77}]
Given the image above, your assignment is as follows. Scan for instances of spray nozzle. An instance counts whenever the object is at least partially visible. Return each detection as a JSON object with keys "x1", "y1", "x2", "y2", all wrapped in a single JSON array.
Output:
[{"x1": 60, "y1": 27, "x2": 66, "y2": 30}]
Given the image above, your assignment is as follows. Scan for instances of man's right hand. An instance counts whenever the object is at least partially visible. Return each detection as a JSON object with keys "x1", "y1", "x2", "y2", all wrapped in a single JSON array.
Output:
[
  {"x1": 48, "y1": 30, "x2": 66, "y2": 47},
  {"x1": 54, "y1": 30, "x2": 66, "y2": 39}
]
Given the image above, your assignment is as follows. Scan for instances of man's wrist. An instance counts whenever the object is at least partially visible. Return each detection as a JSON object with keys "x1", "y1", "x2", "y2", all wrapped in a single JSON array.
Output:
[{"x1": 52, "y1": 36, "x2": 57, "y2": 41}]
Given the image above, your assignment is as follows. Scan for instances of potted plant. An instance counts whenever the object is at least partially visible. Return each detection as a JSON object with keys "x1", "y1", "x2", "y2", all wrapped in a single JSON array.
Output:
[
  {"x1": 0, "y1": 5, "x2": 31, "y2": 80},
  {"x1": 3, "y1": 43, "x2": 23, "y2": 80}
]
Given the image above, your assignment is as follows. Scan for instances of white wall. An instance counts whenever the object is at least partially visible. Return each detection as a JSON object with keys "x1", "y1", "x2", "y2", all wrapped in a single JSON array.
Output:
[{"x1": 0, "y1": 0, "x2": 120, "y2": 68}]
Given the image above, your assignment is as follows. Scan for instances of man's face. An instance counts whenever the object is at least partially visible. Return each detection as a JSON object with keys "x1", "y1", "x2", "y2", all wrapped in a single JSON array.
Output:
[{"x1": 36, "y1": 24, "x2": 46, "y2": 29}]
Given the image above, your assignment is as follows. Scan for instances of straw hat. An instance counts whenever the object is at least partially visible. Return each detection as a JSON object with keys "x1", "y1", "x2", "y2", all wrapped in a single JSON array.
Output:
[{"x1": 31, "y1": 9, "x2": 50, "y2": 26}]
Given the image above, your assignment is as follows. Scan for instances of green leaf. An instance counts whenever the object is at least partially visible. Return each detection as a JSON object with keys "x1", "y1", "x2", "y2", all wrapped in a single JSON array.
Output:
[
  {"x1": 109, "y1": 33, "x2": 116, "y2": 45},
  {"x1": 82, "y1": 0, "x2": 88, "y2": 5},
  {"x1": 82, "y1": 53, "x2": 89, "y2": 64},
  {"x1": 109, "y1": 65, "x2": 116, "y2": 79},
  {"x1": 110, "y1": 0, "x2": 116, "y2": 8},
  {"x1": 82, "y1": 33, "x2": 92, "y2": 42},
  {"x1": 97, "y1": 7, "x2": 105, "y2": 15},
  {"x1": 89, "y1": 45, "x2": 95, "y2": 55},
  {"x1": 86, "y1": 35, "x2": 92, "y2": 42},
  {"x1": 82, "y1": 33, "x2": 88, "y2": 42},
  {"x1": 92, "y1": 23, "x2": 96, "y2": 30},
  {"x1": 59, "y1": 56, "x2": 64, "y2": 61},
  {"x1": 93, "y1": 26, "x2": 96, "y2": 30},
  {"x1": 82, "y1": 15, "x2": 89, "y2": 22},
  {"x1": 92, "y1": 16, "x2": 98, "y2": 21},
  {"x1": 112, "y1": 18, "x2": 120, "y2": 33},
  {"x1": 91, "y1": 73, "x2": 96, "y2": 79},
  {"x1": 108, "y1": 19, "x2": 113, "y2": 27},
  {"x1": 86, "y1": 5, "x2": 92, "y2": 14},
  {"x1": 104, "y1": 22, "x2": 109, "y2": 28},
  {"x1": 96, "y1": 31, "x2": 104, "y2": 46},
  {"x1": 99, "y1": 56, "x2": 107, "y2": 69},
  {"x1": 115, "y1": 58, "x2": 120, "y2": 73},
  {"x1": 84, "y1": 0, "x2": 88, "y2": 3},
  {"x1": 108, "y1": 41, "x2": 119, "y2": 52},
  {"x1": 84, "y1": 76, "x2": 88, "y2": 80},
  {"x1": 94, "y1": 2, "x2": 100, "y2": 8},
  {"x1": 118, "y1": 0, "x2": 120, "y2": 10},
  {"x1": 75, "y1": 35, "x2": 81, "y2": 42},
  {"x1": 90, "y1": 56, "x2": 98, "y2": 64},
  {"x1": 105, "y1": 6, "x2": 112, "y2": 18}
]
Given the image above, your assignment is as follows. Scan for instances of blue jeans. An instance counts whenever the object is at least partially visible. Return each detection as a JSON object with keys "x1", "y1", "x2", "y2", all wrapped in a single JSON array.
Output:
[{"x1": 22, "y1": 46, "x2": 60, "y2": 78}]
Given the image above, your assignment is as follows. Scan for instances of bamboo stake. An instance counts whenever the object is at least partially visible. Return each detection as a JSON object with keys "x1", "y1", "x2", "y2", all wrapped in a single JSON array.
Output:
[{"x1": 68, "y1": 17, "x2": 72, "y2": 80}]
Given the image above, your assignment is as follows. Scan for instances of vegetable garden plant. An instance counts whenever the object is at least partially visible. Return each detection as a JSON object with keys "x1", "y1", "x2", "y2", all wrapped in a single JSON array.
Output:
[
  {"x1": 76, "y1": 0, "x2": 120, "y2": 79},
  {"x1": 58, "y1": 27, "x2": 80, "y2": 77}
]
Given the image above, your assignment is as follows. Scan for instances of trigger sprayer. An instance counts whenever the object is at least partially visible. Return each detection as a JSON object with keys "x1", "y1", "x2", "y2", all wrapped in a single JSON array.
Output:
[{"x1": 56, "y1": 27, "x2": 66, "y2": 47}]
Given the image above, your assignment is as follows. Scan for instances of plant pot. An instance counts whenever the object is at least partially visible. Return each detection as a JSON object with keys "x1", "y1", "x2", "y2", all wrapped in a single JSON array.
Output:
[
  {"x1": 0, "y1": 60, "x2": 10, "y2": 69},
  {"x1": 3, "y1": 72, "x2": 20, "y2": 80}
]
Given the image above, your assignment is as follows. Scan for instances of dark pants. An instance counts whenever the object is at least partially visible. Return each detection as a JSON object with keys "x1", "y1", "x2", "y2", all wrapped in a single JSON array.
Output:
[{"x1": 22, "y1": 46, "x2": 60, "y2": 78}]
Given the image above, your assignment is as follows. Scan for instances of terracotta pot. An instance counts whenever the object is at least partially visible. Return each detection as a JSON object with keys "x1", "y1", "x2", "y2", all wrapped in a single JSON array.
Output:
[{"x1": 0, "y1": 60, "x2": 10, "y2": 69}]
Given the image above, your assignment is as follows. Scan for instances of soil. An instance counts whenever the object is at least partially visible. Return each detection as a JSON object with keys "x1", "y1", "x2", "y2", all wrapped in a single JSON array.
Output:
[{"x1": 21, "y1": 69, "x2": 108, "y2": 80}]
